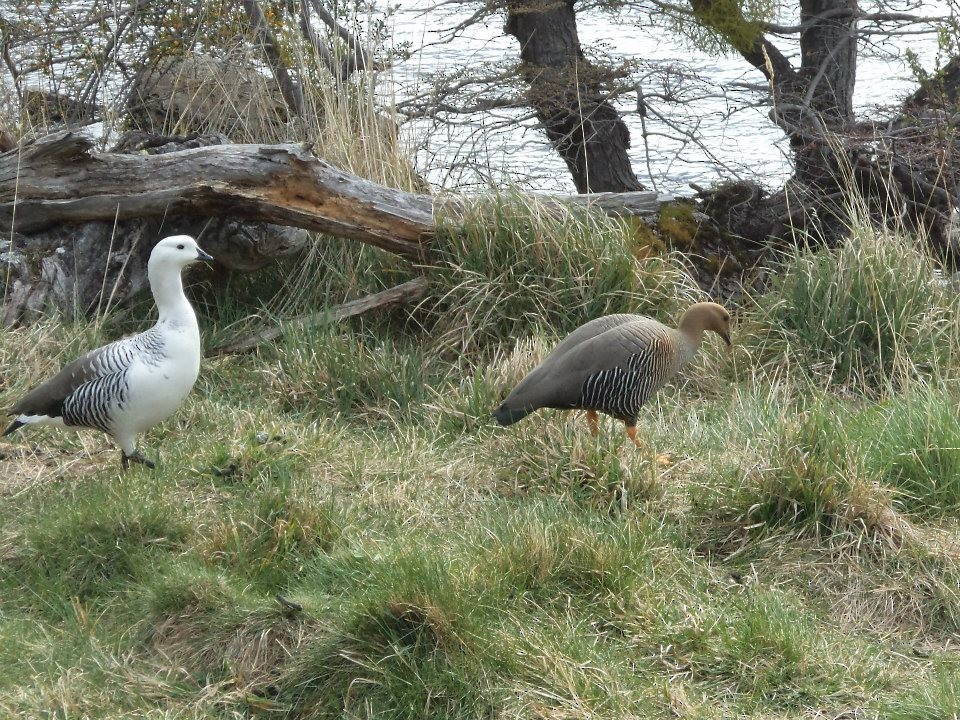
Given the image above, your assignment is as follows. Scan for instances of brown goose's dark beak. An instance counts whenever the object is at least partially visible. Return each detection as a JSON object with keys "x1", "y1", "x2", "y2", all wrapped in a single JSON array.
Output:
[{"x1": 721, "y1": 331, "x2": 732, "y2": 347}]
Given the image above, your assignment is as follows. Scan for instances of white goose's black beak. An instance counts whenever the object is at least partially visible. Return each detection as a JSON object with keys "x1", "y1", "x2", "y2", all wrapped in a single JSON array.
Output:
[{"x1": 196, "y1": 248, "x2": 214, "y2": 262}]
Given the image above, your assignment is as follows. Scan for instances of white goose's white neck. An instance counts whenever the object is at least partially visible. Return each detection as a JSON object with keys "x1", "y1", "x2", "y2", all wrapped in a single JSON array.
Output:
[{"x1": 149, "y1": 263, "x2": 197, "y2": 331}]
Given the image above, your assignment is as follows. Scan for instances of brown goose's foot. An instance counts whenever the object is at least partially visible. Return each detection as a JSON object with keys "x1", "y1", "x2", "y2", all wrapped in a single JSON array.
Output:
[
  {"x1": 625, "y1": 424, "x2": 673, "y2": 467},
  {"x1": 654, "y1": 453, "x2": 673, "y2": 468},
  {"x1": 121, "y1": 450, "x2": 156, "y2": 471},
  {"x1": 586, "y1": 410, "x2": 600, "y2": 437}
]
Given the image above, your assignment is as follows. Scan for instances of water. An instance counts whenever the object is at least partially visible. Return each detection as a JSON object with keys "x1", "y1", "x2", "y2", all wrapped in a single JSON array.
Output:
[
  {"x1": 6, "y1": 2, "x2": 947, "y2": 195},
  {"x1": 387, "y1": 1, "x2": 949, "y2": 194}
]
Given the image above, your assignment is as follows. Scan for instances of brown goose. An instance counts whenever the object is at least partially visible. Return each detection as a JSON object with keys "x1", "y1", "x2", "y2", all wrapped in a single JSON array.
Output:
[{"x1": 492, "y1": 302, "x2": 731, "y2": 452}]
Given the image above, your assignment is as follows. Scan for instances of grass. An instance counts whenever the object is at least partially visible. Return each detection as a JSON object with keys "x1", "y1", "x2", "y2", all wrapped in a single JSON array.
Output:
[
  {"x1": 749, "y1": 221, "x2": 960, "y2": 390},
  {"x1": 2, "y1": 202, "x2": 960, "y2": 718},
  {"x1": 425, "y1": 192, "x2": 693, "y2": 354}
]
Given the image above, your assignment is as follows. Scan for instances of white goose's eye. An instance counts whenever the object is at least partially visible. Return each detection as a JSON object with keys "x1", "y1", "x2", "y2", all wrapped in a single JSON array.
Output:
[{"x1": 177, "y1": 244, "x2": 185, "y2": 250}]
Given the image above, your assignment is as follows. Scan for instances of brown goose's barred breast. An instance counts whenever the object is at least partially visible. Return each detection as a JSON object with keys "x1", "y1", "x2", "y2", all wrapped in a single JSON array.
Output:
[{"x1": 577, "y1": 329, "x2": 680, "y2": 423}]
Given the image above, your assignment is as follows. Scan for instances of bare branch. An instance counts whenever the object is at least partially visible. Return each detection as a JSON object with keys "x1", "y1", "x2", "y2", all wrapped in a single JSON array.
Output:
[
  {"x1": 240, "y1": 0, "x2": 306, "y2": 117},
  {"x1": 304, "y1": 0, "x2": 375, "y2": 77},
  {"x1": 208, "y1": 278, "x2": 430, "y2": 356},
  {"x1": 763, "y1": 9, "x2": 949, "y2": 34},
  {"x1": 297, "y1": 0, "x2": 338, "y2": 77}
]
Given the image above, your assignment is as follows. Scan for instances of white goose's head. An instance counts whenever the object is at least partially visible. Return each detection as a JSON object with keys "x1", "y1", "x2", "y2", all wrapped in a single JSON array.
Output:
[{"x1": 148, "y1": 235, "x2": 214, "y2": 276}]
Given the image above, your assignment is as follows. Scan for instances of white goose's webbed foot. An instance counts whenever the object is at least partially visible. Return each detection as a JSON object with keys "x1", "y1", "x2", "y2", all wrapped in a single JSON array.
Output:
[{"x1": 121, "y1": 449, "x2": 156, "y2": 471}]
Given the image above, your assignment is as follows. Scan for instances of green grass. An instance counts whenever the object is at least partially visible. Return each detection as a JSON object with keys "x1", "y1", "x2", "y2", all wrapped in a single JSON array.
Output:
[
  {"x1": 1, "y1": 203, "x2": 959, "y2": 718},
  {"x1": 426, "y1": 192, "x2": 695, "y2": 354},
  {"x1": 860, "y1": 387, "x2": 960, "y2": 516},
  {"x1": 748, "y1": 222, "x2": 960, "y2": 391}
]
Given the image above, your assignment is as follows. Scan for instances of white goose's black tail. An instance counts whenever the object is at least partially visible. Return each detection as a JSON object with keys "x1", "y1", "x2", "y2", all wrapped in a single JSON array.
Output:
[{"x1": 3, "y1": 419, "x2": 24, "y2": 437}]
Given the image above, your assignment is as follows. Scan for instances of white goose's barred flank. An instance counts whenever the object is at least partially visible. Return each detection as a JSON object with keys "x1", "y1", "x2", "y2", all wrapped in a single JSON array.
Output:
[
  {"x1": 3, "y1": 236, "x2": 214, "y2": 471},
  {"x1": 492, "y1": 303, "x2": 732, "y2": 448},
  {"x1": 61, "y1": 329, "x2": 166, "y2": 433}
]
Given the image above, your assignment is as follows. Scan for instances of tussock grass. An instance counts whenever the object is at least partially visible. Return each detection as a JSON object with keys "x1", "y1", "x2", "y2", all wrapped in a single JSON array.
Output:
[
  {"x1": 749, "y1": 222, "x2": 960, "y2": 391},
  {"x1": 729, "y1": 399, "x2": 857, "y2": 531},
  {"x1": 426, "y1": 192, "x2": 695, "y2": 354}
]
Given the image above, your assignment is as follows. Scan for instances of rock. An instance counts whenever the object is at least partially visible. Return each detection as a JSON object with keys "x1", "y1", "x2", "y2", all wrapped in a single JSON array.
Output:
[{"x1": 126, "y1": 54, "x2": 288, "y2": 140}]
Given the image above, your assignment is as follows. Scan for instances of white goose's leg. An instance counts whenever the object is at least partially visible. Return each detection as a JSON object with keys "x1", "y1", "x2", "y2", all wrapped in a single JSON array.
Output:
[{"x1": 118, "y1": 434, "x2": 155, "y2": 471}]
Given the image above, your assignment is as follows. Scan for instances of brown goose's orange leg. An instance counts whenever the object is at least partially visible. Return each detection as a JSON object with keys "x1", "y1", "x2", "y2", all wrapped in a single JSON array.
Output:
[
  {"x1": 586, "y1": 410, "x2": 600, "y2": 437},
  {"x1": 625, "y1": 423, "x2": 672, "y2": 467}
]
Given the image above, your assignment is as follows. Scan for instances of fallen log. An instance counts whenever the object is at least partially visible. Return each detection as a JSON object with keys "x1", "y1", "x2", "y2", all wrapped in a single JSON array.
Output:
[
  {"x1": 0, "y1": 131, "x2": 671, "y2": 323},
  {"x1": 0, "y1": 131, "x2": 433, "y2": 258},
  {"x1": 206, "y1": 277, "x2": 429, "y2": 356}
]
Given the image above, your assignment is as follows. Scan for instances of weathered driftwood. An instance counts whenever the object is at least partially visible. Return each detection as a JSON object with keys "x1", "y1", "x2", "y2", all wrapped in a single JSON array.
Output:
[
  {"x1": 0, "y1": 131, "x2": 433, "y2": 258},
  {"x1": 207, "y1": 277, "x2": 429, "y2": 357},
  {"x1": 0, "y1": 131, "x2": 673, "y2": 323}
]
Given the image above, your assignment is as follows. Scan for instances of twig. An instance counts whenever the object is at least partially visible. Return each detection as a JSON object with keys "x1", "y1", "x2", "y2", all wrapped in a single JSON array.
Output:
[
  {"x1": 304, "y1": 0, "x2": 374, "y2": 78},
  {"x1": 207, "y1": 277, "x2": 429, "y2": 357},
  {"x1": 275, "y1": 594, "x2": 303, "y2": 612}
]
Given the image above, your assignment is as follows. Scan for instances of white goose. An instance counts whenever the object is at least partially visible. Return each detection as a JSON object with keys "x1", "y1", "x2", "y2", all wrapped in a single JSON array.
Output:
[{"x1": 3, "y1": 235, "x2": 213, "y2": 470}]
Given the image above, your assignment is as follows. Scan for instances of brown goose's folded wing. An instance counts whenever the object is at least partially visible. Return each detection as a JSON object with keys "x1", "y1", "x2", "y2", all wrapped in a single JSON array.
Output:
[
  {"x1": 502, "y1": 318, "x2": 674, "y2": 413},
  {"x1": 505, "y1": 314, "x2": 645, "y2": 400}
]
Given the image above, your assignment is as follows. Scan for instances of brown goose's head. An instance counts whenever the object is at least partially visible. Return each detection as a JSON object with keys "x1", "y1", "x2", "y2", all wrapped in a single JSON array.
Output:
[{"x1": 678, "y1": 302, "x2": 732, "y2": 347}]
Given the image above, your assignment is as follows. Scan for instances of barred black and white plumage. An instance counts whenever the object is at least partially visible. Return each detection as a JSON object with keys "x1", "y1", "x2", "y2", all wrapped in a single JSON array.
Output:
[
  {"x1": 3, "y1": 236, "x2": 213, "y2": 471},
  {"x1": 492, "y1": 302, "x2": 732, "y2": 452},
  {"x1": 58, "y1": 330, "x2": 165, "y2": 431},
  {"x1": 578, "y1": 327, "x2": 680, "y2": 423}
]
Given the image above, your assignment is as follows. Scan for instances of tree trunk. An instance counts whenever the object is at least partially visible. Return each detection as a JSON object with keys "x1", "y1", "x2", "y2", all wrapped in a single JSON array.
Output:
[
  {"x1": 504, "y1": 0, "x2": 644, "y2": 193},
  {"x1": 691, "y1": 0, "x2": 857, "y2": 191},
  {"x1": 792, "y1": 0, "x2": 858, "y2": 187},
  {"x1": 799, "y1": 0, "x2": 856, "y2": 121}
]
